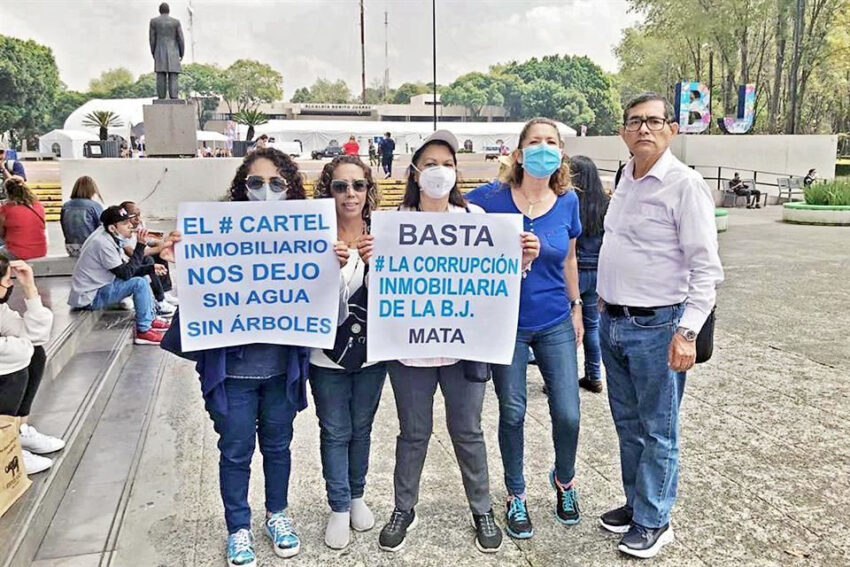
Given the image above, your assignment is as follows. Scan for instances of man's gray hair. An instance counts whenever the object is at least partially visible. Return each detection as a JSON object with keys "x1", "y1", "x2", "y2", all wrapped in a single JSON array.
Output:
[{"x1": 622, "y1": 92, "x2": 675, "y2": 124}]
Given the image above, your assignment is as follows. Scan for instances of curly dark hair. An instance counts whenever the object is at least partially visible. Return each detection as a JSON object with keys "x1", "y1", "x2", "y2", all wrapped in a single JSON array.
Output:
[
  {"x1": 401, "y1": 140, "x2": 467, "y2": 210},
  {"x1": 500, "y1": 117, "x2": 572, "y2": 196},
  {"x1": 228, "y1": 148, "x2": 305, "y2": 202},
  {"x1": 314, "y1": 155, "x2": 380, "y2": 223}
]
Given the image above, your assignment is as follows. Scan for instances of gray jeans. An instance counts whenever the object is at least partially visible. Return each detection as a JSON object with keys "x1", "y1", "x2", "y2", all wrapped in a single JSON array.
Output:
[{"x1": 387, "y1": 361, "x2": 491, "y2": 515}]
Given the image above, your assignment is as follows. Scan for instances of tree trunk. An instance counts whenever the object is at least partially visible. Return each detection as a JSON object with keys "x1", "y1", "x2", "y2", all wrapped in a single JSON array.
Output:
[
  {"x1": 770, "y1": 2, "x2": 787, "y2": 133},
  {"x1": 246, "y1": 126, "x2": 255, "y2": 142},
  {"x1": 99, "y1": 127, "x2": 107, "y2": 141}
]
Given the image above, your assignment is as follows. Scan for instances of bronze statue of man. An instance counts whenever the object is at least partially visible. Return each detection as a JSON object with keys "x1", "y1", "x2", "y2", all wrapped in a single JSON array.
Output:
[{"x1": 149, "y1": 2, "x2": 185, "y2": 99}]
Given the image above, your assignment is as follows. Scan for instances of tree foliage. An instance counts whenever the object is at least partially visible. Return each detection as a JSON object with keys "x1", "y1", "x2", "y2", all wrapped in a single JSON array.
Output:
[
  {"x1": 82, "y1": 110, "x2": 123, "y2": 140},
  {"x1": 232, "y1": 108, "x2": 268, "y2": 141},
  {"x1": 0, "y1": 34, "x2": 62, "y2": 144},
  {"x1": 290, "y1": 78, "x2": 353, "y2": 104},
  {"x1": 88, "y1": 67, "x2": 134, "y2": 95},
  {"x1": 222, "y1": 60, "x2": 283, "y2": 113}
]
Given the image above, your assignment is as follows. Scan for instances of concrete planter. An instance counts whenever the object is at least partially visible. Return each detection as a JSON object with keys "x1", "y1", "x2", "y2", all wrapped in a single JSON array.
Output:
[
  {"x1": 782, "y1": 203, "x2": 850, "y2": 226},
  {"x1": 715, "y1": 209, "x2": 729, "y2": 232}
]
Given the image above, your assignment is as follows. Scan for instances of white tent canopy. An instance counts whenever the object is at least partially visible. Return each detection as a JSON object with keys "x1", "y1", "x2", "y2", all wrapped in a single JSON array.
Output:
[
  {"x1": 38, "y1": 129, "x2": 98, "y2": 159},
  {"x1": 64, "y1": 98, "x2": 153, "y2": 141},
  {"x1": 243, "y1": 120, "x2": 577, "y2": 156},
  {"x1": 196, "y1": 130, "x2": 228, "y2": 143}
]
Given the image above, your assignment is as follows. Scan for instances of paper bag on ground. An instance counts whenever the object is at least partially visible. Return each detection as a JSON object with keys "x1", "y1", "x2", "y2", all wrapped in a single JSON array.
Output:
[{"x1": 0, "y1": 415, "x2": 32, "y2": 519}]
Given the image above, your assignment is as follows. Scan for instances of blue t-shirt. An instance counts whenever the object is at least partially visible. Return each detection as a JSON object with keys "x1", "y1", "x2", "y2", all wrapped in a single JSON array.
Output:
[{"x1": 466, "y1": 181, "x2": 582, "y2": 331}]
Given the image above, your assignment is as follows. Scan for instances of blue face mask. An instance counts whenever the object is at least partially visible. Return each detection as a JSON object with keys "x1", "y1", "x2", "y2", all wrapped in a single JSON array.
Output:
[{"x1": 522, "y1": 144, "x2": 563, "y2": 179}]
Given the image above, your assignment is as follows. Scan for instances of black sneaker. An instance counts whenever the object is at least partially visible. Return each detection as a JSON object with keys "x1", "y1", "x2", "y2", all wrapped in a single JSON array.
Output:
[
  {"x1": 579, "y1": 377, "x2": 603, "y2": 393},
  {"x1": 505, "y1": 496, "x2": 533, "y2": 539},
  {"x1": 472, "y1": 509, "x2": 503, "y2": 553},
  {"x1": 599, "y1": 505, "x2": 633, "y2": 534},
  {"x1": 618, "y1": 523, "x2": 674, "y2": 559},
  {"x1": 549, "y1": 470, "x2": 580, "y2": 525},
  {"x1": 378, "y1": 508, "x2": 418, "y2": 552}
]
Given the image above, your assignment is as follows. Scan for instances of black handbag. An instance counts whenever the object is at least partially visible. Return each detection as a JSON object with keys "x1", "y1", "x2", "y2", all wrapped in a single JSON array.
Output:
[
  {"x1": 695, "y1": 306, "x2": 716, "y2": 364},
  {"x1": 323, "y1": 267, "x2": 369, "y2": 370}
]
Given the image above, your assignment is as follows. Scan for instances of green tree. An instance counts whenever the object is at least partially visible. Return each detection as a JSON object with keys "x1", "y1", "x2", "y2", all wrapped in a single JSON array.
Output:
[
  {"x1": 104, "y1": 73, "x2": 157, "y2": 98},
  {"x1": 89, "y1": 67, "x2": 134, "y2": 95},
  {"x1": 0, "y1": 34, "x2": 62, "y2": 145},
  {"x1": 391, "y1": 82, "x2": 431, "y2": 104},
  {"x1": 181, "y1": 63, "x2": 228, "y2": 128},
  {"x1": 82, "y1": 110, "x2": 123, "y2": 140},
  {"x1": 46, "y1": 90, "x2": 91, "y2": 131},
  {"x1": 232, "y1": 108, "x2": 268, "y2": 141},
  {"x1": 289, "y1": 78, "x2": 353, "y2": 104},
  {"x1": 441, "y1": 72, "x2": 505, "y2": 118},
  {"x1": 521, "y1": 80, "x2": 595, "y2": 127},
  {"x1": 222, "y1": 60, "x2": 282, "y2": 113}
]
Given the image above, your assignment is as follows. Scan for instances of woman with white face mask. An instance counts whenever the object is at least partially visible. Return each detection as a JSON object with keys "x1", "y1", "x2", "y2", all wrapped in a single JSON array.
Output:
[
  {"x1": 466, "y1": 118, "x2": 584, "y2": 541},
  {"x1": 356, "y1": 131, "x2": 537, "y2": 555}
]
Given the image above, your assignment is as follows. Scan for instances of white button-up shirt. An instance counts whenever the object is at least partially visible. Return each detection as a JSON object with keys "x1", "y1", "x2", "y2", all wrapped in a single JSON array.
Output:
[{"x1": 597, "y1": 149, "x2": 724, "y2": 332}]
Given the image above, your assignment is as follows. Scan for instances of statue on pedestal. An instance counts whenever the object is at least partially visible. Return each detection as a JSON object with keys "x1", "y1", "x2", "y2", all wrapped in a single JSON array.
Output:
[{"x1": 149, "y1": 2, "x2": 185, "y2": 100}]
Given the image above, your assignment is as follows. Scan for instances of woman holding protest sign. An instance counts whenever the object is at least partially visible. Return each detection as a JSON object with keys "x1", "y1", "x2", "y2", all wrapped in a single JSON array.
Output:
[
  {"x1": 356, "y1": 130, "x2": 538, "y2": 554},
  {"x1": 309, "y1": 154, "x2": 386, "y2": 550},
  {"x1": 160, "y1": 147, "x2": 350, "y2": 567},
  {"x1": 466, "y1": 118, "x2": 584, "y2": 540}
]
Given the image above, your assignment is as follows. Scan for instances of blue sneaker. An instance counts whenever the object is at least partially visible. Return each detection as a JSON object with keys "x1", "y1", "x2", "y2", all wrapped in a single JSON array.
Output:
[
  {"x1": 265, "y1": 511, "x2": 301, "y2": 558},
  {"x1": 549, "y1": 469, "x2": 581, "y2": 525},
  {"x1": 505, "y1": 495, "x2": 534, "y2": 539},
  {"x1": 226, "y1": 529, "x2": 256, "y2": 567}
]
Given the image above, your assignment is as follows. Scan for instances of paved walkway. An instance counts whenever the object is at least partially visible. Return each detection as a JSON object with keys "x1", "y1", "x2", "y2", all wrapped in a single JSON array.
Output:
[{"x1": 82, "y1": 206, "x2": 849, "y2": 566}]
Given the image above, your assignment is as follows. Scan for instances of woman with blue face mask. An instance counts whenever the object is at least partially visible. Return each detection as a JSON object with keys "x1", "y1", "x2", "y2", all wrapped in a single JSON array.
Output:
[
  {"x1": 161, "y1": 148, "x2": 349, "y2": 567},
  {"x1": 466, "y1": 118, "x2": 584, "y2": 541}
]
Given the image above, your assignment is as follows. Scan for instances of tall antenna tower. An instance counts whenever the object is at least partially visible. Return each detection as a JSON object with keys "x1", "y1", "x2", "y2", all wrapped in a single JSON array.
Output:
[
  {"x1": 187, "y1": 1, "x2": 196, "y2": 63},
  {"x1": 383, "y1": 11, "x2": 389, "y2": 99},
  {"x1": 360, "y1": 0, "x2": 366, "y2": 103}
]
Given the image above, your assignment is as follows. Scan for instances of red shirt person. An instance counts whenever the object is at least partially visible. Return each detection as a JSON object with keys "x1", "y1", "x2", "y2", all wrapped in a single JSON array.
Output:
[
  {"x1": 342, "y1": 136, "x2": 360, "y2": 156},
  {"x1": 0, "y1": 177, "x2": 47, "y2": 260}
]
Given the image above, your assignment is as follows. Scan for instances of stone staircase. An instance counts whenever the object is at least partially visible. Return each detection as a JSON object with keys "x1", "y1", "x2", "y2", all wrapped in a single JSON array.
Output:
[{"x1": 30, "y1": 183, "x2": 63, "y2": 223}]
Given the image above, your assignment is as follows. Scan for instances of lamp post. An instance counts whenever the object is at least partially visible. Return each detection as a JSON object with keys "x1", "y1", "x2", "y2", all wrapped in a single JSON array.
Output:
[{"x1": 432, "y1": 0, "x2": 437, "y2": 131}]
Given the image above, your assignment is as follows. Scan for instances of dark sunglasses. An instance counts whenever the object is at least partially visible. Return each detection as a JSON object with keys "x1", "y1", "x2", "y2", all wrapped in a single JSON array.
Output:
[
  {"x1": 330, "y1": 179, "x2": 368, "y2": 194},
  {"x1": 245, "y1": 175, "x2": 288, "y2": 193}
]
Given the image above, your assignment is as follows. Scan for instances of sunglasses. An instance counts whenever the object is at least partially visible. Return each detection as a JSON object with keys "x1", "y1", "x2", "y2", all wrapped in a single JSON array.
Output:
[
  {"x1": 330, "y1": 179, "x2": 369, "y2": 194},
  {"x1": 245, "y1": 175, "x2": 288, "y2": 193}
]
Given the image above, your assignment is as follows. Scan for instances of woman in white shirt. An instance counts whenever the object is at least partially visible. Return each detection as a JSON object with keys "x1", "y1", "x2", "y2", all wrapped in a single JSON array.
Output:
[
  {"x1": 0, "y1": 255, "x2": 61, "y2": 475},
  {"x1": 357, "y1": 130, "x2": 539, "y2": 554},
  {"x1": 309, "y1": 155, "x2": 386, "y2": 550}
]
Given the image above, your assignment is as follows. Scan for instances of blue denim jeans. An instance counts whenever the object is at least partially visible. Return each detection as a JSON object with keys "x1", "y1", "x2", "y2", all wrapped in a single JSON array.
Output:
[
  {"x1": 599, "y1": 304, "x2": 685, "y2": 528},
  {"x1": 309, "y1": 363, "x2": 387, "y2": 512},
  {"x1": 579, "y1": 269, "x2": 602, "y2": 381},
  {"x1": 493, "y1": 318, "x2": 580, "y2": 495},
  {"x1": 206, "y1": 374, "x2": 299, "y2": 533},
  {"x1": 90, "y1": 276, "x2": 155, "y2": 332}
]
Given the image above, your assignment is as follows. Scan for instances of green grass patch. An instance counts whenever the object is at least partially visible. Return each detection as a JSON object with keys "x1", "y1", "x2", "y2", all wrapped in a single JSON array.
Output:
[{"x1": 805, "y1": 179, "x2": 850, "y2": 206}]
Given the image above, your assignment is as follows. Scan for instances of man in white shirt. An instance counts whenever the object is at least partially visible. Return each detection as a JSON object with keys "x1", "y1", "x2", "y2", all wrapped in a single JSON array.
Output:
[{"x1": 596, "y1": 93, "x2": 723, "y2": 559}]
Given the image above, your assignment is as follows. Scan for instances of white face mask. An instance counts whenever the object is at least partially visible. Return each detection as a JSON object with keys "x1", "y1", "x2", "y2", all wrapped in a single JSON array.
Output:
[
  {"x1": 417, "y1": 165, "x2": 456, "y2": 199},
  {"x1": 247, "y1": 183, "x2": 287, "y2": 202}
]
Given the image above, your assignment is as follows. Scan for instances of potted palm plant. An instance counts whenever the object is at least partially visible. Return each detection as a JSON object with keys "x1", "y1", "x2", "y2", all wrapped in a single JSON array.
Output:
[{"x1": 82, "y1": 111, "x2": 124, "y2": 158}]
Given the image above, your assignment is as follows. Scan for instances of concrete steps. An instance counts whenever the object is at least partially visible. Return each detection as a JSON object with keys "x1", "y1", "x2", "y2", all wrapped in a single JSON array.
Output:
[{"x1": 0, "y1": 281, "x2": 139, "y2": 567}]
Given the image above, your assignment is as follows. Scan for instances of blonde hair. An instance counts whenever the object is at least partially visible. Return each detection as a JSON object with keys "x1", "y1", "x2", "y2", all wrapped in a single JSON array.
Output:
[
  {"x1": 70, "y1": 175, "x2": 104, "y2": 201},
  {"x1": 500, "y1": 117, "x2": 572, "y2": 196}
]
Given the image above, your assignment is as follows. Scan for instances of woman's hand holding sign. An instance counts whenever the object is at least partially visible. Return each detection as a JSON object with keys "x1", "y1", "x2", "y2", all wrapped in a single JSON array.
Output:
[
  {"x1": 334, "y1": 241, "x2": 350, "y2": 267},
  {"x1": 356, "y1": 234, "x2": 374, "y2": 264},
  {"x1": 520, "y1": 231, "x2": 540, "y2": 270}
]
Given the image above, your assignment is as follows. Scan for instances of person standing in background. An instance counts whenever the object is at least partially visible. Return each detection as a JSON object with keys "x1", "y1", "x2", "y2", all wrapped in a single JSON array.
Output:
[
  {"x1": 379, "y1": 132, "x2": 395, "y2": 179},
  {"x1": 342, "y1": 136, "x2": 360, "y2": 156}
]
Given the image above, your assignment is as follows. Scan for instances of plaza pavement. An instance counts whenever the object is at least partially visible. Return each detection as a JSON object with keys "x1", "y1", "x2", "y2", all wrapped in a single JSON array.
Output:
[{"x1": 34, "y1": 205, "x2": 850, "y2": 567}]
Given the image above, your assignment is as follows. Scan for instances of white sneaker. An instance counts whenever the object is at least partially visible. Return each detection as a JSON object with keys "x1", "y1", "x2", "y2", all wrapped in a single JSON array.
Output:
[
  {"x1": 20, "y1": 423, "x2": 65, "y2": 454},
  {"x1": 119, "y1": 297, "x2": 134, "y2": 310},
  {"x1": 22, "y1": 449, "x2": 53, "y2": 475},
  {"x1": 156, "y1": 300, "x2": 176, "y2": 318},
  {"x1": 163, "y1": 292, "x2": 180, "y2": 306}
]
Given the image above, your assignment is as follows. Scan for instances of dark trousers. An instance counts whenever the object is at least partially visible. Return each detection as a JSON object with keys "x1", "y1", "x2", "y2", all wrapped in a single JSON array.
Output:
[
  {"x1": 382, "y1": 158, "x2": 393, "y2": 176},
  {"x1": 0, "y1": 346, "x2": 47, "y2": 417},
  {"x1": 387, "y1": 361, "x2": 491, "y2": 515},
  {"x1": 156, "y1": 72, "x2": 179, "y2": 99}
]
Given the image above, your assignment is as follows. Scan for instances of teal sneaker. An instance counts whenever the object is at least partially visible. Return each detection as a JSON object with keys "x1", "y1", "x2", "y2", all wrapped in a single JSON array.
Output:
[
  {"x1": 265, "y1": 511, "x2": 301, "y2": 558},
  {"x1": 226, "y1": 529, "x2": 256, "y2": 567},
  {"x1": 505, "y1": 496, "x2": 534, "y2": 539},
  {"x1": 549, "y1": 469, "x2": 581, "y2": 525}
]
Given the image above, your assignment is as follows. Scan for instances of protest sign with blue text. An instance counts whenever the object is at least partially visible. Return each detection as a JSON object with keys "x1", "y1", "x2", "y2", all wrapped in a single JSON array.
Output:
[
  {"x1": 367, "y1": 211, "x2": 522, "y2": 364},
  {"x1": 175, "y1": 199, "x2": 339, "y2": 351}
]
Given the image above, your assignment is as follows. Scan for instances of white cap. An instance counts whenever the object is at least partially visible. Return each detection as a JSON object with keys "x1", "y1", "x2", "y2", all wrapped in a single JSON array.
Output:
[{"x1": 416, "y1": 129, "x2": 458, "y2": 154}]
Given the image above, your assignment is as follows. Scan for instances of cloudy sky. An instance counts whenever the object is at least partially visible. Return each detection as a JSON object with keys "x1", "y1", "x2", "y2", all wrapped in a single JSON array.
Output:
[{"x1": 3, "y1": 0, "x2": 642, "y2": 98}]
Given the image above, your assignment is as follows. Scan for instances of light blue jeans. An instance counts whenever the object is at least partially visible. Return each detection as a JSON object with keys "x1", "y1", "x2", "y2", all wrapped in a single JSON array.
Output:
[
  {"x1": 91, "y1": 276, "x2": 155, "y2": 332},
  {"x1": 599, "y1": 303, "x2": 686, "y2": 528},
  {"x1": 492, "y1": 318, "x2": 580, "y2": 495}
]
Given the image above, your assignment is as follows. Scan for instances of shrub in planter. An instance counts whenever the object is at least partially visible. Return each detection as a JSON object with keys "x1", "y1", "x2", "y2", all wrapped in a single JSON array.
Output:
[{"x1": 804, "y1": 180, "x2": 850, "y2": 206}]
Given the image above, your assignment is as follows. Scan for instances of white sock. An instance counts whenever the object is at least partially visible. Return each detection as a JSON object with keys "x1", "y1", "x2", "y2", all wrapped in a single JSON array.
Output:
[
  {"x1": 350, "y1": 497, "x2": 375, "y2": 531},
  {"x1": 325, "y1": 511, "x2": 350, "y2": 549}
]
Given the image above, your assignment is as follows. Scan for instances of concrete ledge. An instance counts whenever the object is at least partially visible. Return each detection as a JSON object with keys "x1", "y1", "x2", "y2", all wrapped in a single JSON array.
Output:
[
  {"x1": 715, "y1": 209, "x2": 729, "y2": 232},
  {"x1": 30, "y1": 256, "x2": 77, "y2": 278},
  {"x1": 782, "y1": 203, "x2": 850, "y2": 226}
]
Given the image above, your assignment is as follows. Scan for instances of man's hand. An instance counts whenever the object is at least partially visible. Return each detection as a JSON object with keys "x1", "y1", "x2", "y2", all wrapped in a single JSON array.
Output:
[
  {"x1": 9, "y1": 260, "x2": 38, "y2": 299},
  {"x1": 668, "y1": 334, "x2": 696, "y2": 372},
  {"x1": 136, "y1": 227, "x2": 150, "y2": 244},
  {"x1": 154, "y1": 263, "x2": 168, "y2": 276}
]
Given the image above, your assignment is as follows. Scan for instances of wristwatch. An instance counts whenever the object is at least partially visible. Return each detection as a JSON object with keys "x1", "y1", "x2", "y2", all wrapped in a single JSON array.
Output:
[
  {"x1": 675, "y1": 326, "x2": 697, "y2": 341},
  {"x1": 570, "y1": 298, "x2": 584, "y2": 308}
]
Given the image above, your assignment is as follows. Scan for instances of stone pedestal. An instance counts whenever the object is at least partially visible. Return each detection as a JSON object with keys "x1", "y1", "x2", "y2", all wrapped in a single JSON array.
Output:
[{"x1": 143, "y1": 100, "x2": 197, "y2": 157}]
